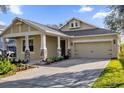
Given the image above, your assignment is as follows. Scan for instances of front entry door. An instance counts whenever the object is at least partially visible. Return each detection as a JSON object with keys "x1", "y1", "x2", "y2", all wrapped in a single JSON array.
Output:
[{"x1": 60, "y1": 40, "x2": 66, "y2": 56}]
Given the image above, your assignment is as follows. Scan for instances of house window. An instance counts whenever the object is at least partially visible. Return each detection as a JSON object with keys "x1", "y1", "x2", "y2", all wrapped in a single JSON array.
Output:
[
  {"x1": 70, "y1": 23, "x2": 74, "y2": 28},
  {"x1": 113, "y1": 40, "x2": 116, "y2": 44},
  {"x1": 23, "y1": 39, "x2": 34, "y2": 52},
  {"x1": 75, "y1": 22, "x2": 78, "y2": 27}
]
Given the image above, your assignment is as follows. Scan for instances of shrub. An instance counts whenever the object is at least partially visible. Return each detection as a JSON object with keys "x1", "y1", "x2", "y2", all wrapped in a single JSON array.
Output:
[
  {"x1": 64, "y1": 55, "x2": 69, "y2": 59},
  {"x1": 46, "y1": 57, "x2": 54, "y2": 64},
  {"x1": 55, "y1": 57, "x2": 60, "y2": 62},
  {"x1": 59, "y1": 56, "x2": 64, "y2": 60},
  {"x1": 0, "y1": 60, "x2": 16, "y2": 75},
  {"x1": 52, "y1": 56, "x2": 57, "y2": 62},
  {"x1": 11, "y1": 59, "x2": 28, "y2": 65},
  {"x1": 45, "y1": 56, "x2": 65, "y2": 64},
  {"x1": 52, "y1": 56, "x2": 62, "y2": 62}
]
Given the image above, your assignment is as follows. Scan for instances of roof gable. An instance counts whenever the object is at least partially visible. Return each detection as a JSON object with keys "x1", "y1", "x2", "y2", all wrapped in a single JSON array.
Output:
[
  {"x1": 59, "y1": 17, "x2": 96, "y2": 31},
  {"x1": 1, "y1": 17, "x2": 68, "y2": 37}
]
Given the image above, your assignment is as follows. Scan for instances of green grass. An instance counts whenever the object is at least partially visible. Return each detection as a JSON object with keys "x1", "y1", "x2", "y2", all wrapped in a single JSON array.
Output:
[{"x1": 92, "y1": 59, "x2": 124, "y2": 88}]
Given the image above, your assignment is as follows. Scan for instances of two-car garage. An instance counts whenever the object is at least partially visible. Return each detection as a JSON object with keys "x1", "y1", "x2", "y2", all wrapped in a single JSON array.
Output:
[
  {"x1": 63, "y1": 27, "x2": 119, "y2": 59},
  {"x1": 71, "y1": 35, "x2": 119, "y2": 59},
  {"x1": 73, "y1": 41, "x2": 112, "y2": 58}
]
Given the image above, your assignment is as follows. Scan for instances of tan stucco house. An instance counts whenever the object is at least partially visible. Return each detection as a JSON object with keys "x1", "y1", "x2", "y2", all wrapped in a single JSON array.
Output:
[{"x1": 1, "y1": 17, "x2": 120, "y2": 61}]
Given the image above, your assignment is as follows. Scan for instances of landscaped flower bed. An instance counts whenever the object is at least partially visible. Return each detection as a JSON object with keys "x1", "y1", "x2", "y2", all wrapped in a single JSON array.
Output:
[
  {"x1": 10, "y1": 58, "x2": 37, "y2": 72},
  {"x1": 16, "y1": 63, "x2": 36, "y2": 72},
  {"x1": 0, "y1": 58, "x2": 37, "y2": 78},
  {"x1": 45, "y1": 55, "x2": 69, "y2": 65}
]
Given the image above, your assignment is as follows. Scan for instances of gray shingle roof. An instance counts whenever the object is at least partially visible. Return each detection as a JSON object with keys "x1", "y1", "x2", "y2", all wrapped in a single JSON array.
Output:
[
  {"x1": 61, "y1": 28, "x2": 117, "y2": 36},
  {"x1": 2, "y1": 17, "x2": 117, "y2": 37}
]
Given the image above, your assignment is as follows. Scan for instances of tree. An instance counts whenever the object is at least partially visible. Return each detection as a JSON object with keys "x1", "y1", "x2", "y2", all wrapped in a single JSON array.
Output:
[
  {"x1": 0, "y1": 5, "x2": 9, "y2": 13},
  {"x1": 105, "y1": 5, "x2": 124, "y2": 32}
]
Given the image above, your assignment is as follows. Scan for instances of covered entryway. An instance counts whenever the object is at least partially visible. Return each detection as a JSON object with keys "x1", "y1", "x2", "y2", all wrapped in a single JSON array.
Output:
[
  {"x1": 60, "y1": 40, "x2": 66, "y2": 56},
  {"x1": 1, "y1": 17, "x2": 70, "y2": 62},
  {"x1": 74, "y1": 41, "x2": 112, "y2": 58}
]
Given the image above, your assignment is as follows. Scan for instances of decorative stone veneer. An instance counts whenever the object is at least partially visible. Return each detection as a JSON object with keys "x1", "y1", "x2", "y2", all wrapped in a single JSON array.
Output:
[
  {"x1": 41, "y1": 49, "x2": 47, "y2": 61},
  {"x1": 2, "y1": 50, "x2": 7, "y2": 58},
  {"x1": 57, "y1": 49, "x2": 61, "y2": 57},
  {"x1": 67, "y1": 49, "x2": 71, "y2": 57},
  {"x1": 25, "y1": 50, "x2": 30, "y2": 62}
]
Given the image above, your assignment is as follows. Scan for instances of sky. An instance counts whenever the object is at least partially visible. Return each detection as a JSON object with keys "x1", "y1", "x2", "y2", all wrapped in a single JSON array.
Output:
[{"x1": 0, "y1": 5, "x2": 109, "y2": 28}]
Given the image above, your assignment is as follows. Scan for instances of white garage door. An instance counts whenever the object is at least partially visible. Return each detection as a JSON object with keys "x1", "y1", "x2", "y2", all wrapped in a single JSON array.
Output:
[{"x1": 74, "y1": 41, "x2": 112, "y2": 58}]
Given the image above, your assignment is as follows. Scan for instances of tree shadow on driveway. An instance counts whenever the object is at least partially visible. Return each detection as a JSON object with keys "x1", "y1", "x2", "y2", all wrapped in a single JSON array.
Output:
[{"x1": 0, "y1": 68, "x2": 104, "y2": 88}]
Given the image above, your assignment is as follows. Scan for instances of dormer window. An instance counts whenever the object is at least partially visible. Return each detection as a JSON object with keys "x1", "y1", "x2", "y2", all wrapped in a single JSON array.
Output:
[
  {"x1": 69, "y1": 21, "x2": 80, "y2": 28},
  {"x1": 71, "y1": 23, "x2": 74, "y2": 27},
  {"x1": 75, "y1": 22, "x2": 78, "y2": 27}
]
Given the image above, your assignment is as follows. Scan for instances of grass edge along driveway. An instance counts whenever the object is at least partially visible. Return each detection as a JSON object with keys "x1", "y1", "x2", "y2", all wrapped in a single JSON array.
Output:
[{"x1": 92, "y1": 59, "x2": 124, "y2": 88}]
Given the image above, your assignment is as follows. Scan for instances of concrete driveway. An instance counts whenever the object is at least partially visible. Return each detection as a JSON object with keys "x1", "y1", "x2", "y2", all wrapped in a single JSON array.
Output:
[{"x1": 0, "y1": 58, "x2": 108, "y2": 88}]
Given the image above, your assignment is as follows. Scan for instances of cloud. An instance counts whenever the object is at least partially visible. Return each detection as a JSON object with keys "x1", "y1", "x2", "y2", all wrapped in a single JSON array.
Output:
[
  {"x1": 9, "y1": 5, "x2": 23, "y2": 15},
  {"x1": 93, "y1": 11, "x2": 109, "y2": 19},
  {"x1": 0, "y1": 21, "x2": 5, "y2": 25},
  {"x1": 78, "y1": 5, "x2": 93, "y2": 13}
]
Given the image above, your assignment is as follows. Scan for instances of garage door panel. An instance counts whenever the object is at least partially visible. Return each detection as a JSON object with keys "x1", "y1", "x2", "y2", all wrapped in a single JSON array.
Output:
[{"x1": 74, "y1": 41, "x2": 112, "y2": 58}]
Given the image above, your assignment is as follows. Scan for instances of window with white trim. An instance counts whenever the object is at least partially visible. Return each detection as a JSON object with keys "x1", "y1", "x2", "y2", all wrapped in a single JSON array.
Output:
[
  {"x1": 69, "y1": 21, "x2": 80, "y2": 28},
  {"x1": 70, "y1": 22, "x2": 74, "y2": 28}
]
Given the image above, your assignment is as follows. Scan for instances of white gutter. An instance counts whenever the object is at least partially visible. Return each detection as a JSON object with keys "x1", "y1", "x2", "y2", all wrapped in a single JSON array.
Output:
[{"x1": 70, "y1": 33, "x2": 119, "y2": 38}]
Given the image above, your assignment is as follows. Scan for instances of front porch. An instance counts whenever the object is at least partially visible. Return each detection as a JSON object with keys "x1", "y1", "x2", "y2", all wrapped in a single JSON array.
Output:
[
  {"x1": 2, "y1": 33, "x2": 71, "y2": 62},
  {"x1": 1, "y1": 18, "x2": 71, "y2": 62}
]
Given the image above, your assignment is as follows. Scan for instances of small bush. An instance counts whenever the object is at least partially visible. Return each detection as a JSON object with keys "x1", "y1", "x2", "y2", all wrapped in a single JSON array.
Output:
[
  {"x1": 55, "y1": 57, "x2": 60, "y2": 62},
  {"x1": 0, "y1": 60, "x2": 16, "y2": 75},
  {"x1": 46, "y1": 57, "x2": 54, "y2": 64},
  {"x1": 59, "y1": 56, "x2": 64, "y2": 60},
  {"x1": 11, "y1": 59, "x2": 28, "y2": 65},
  {"x1": 52, "y1": 56, "x2": 57, "y2": 62},
  {"x1": 46, "y1": 56, "x2": 65, "y2": 64},
  {"x1": 64, "y1": 55, "x2": 69, "y2": 59}
]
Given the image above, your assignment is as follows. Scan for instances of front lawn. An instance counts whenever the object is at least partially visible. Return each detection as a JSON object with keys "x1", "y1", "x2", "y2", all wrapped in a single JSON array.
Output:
[{"x1": 92, "y1": 59, "x2": 124, "y2": 88}]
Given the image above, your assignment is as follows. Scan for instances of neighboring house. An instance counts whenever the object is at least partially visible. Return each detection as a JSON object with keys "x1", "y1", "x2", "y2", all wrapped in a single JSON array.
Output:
[
  {"x1": 0, "y1": 25, "x2": 16, "y2": 54},
  {"x1": 0, "y1": 25, "x2": 6, "y2": 32},
  {"x1": 7, "y1": 39, "x2": 16, "y2": 52},
  {"x1": 1, "y1": 17, "x2": 120, "y2": 61},
  {"x1": 0, "y1": 25, "x2": 6, "y2": 49}
]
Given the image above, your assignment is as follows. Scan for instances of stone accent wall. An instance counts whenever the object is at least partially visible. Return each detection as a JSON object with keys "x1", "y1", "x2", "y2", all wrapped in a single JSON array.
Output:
[
  {"x1": 57, "y1": 49, "x2": 61, "y2": 57},
  {"x1": 2, "y1": 50, "x2": 7, "y2": 58},
  {"x1": 67, "y1": 49, "x2": 71, "y2": 57},
  {"x1": 41, "y1": 49, "x2": 47, "y2": 61},
  {"x1": 25, "y1": 50, "x2": 30, "y2": 62}
]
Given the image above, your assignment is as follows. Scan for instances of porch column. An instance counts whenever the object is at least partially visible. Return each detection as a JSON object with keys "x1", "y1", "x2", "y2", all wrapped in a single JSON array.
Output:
[
  {"x1": 67, "y1": 38, "x2": 71, "y2": 57},
  {"x1": 57, "y1": 36, "x2": 61, "y2": 57},
  {"x1": 40, "y1": 33, "x2": 47, "y2": 61},
  {"x1": 25, "y1": 35, "x2": 30, "y2": 62},
  {"x1": 1, "y1": 37, "x2": 7, "y2": 58}
]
